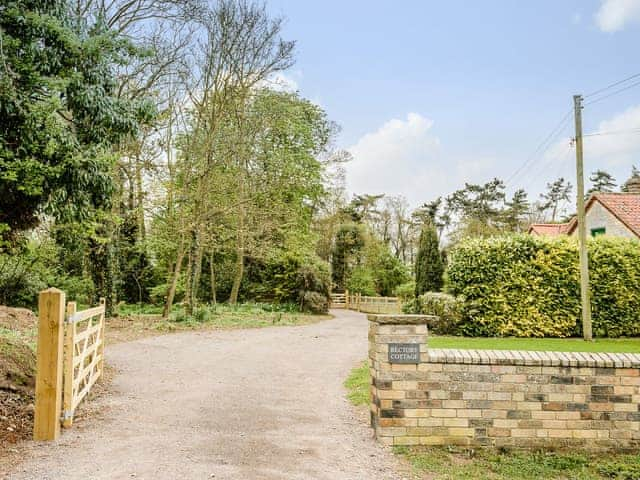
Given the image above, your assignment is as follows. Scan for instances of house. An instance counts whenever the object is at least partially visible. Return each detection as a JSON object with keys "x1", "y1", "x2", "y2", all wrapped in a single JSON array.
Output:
[
  {"x1": 528, "y1": 193, "x2": 640, "y2": 240},
  {"x1": 528, "y1": 222, "x2": 573, "y2": 236}
]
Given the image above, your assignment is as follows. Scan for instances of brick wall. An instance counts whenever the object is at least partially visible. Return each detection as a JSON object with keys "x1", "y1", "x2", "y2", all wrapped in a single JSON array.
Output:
[{"x1": 369, "y1": 315, "x2": 640, "y2": 451}]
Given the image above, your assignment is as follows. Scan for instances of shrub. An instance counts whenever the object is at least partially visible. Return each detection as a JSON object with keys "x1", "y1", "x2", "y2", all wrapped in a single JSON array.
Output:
[
  {"x1": 419, "y1": 292, "x2": 464, "y2": 335},
  {"x1": 346, "y1": 266, "x2": 376, "y2": 296},
  {"x1": 447, "y1": 235, "x2": 640, "y2": 337},
  {"x1": 244, "y1": 252, "x2": 330, "y2": 313},
  {"x1": 394, "y1": 281, "x2": 416, "y2": 302},
  {"x1": 300, "y1": 291, "x2": 328, "y2": 314}
]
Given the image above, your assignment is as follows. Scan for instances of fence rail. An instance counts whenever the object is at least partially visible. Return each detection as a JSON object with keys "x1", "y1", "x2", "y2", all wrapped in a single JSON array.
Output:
[
  {"x1": 350, "y1": 293, "x2": 401, "y2": 314},
  {"x1": 330, "y1": 291, "x2": 401, "y2": 314},
  {"x1": 63, "y1": 299, "x2": 105, "y2": 427},
  {"x1": 34, "y1": 289, "x2": 106, "y2": 440},
  {"x1": 329, "y1": 292, "x2": 348, "y2": 309}
]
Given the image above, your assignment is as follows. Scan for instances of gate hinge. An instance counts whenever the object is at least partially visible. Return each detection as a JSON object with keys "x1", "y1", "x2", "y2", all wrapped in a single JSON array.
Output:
[{"x1": 61, "y1": 410, "x2": 74, "y2": 422}]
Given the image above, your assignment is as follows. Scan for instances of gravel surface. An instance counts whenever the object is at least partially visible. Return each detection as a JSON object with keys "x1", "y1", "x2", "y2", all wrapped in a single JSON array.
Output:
[{"x1": 5, "y1": 310, "x2": 406, "y2": 480}]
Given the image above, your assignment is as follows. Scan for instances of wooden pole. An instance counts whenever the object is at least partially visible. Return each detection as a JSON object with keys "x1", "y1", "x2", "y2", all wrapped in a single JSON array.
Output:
[
  {"x1": 99, "y1": 297, "x2": 106, "y2": 376},
  {"x1": 574, "y1": 94, "x2": 593, "y2": 341},
  {"x1": 34, "y1": 288, "x2": 66, "y2": 440},
  {"x1": 62, "y1": 301, "x2": 76, "y2": 428}
]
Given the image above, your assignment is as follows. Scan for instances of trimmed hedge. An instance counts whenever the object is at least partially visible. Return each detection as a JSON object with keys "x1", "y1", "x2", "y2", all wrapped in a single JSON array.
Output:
[{"x1": 447, "y1": 235, "x2": 640, "y2": 338}]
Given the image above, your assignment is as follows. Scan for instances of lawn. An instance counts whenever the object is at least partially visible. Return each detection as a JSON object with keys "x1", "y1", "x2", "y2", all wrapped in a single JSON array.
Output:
[{"x1": 428, "y1": 336, "x2": 640, "y2": 353}]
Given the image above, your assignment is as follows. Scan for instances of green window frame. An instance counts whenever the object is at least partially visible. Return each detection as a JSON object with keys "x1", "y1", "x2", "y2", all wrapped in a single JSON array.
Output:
[{"x1": 591, "y1": 227, "x2": 606, "y2": 237}]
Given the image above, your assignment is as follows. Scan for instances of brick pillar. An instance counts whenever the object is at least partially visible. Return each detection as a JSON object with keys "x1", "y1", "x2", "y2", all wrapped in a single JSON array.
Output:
[{"x1": 368, "y1": 314, "x2": 431, "y2": 445}]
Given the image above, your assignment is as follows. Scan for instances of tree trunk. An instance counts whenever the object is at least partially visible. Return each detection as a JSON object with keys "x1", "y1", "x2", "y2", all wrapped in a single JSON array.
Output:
[
  {"x1": 190, "y1": 239, "x2": 204, "y2": 310},
  {"x1": 229, "y1": 248, "x2": 244, "y2": 305},
  {"x1": 209, "y1": 251, "x2": 217, "y2": 305},
  {"x1": 135, "y1": 152, "x2": 146, "y2": 241},
  {"x1": 184, "y1": 241, "x2": 194, "y2": 316},
  {"x1": 162, "y1": 240, "x2": 185, "y2": 318}
]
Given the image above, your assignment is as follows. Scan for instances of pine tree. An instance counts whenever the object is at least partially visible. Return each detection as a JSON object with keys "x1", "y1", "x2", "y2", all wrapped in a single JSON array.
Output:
[
  {"x1": 414, "y1": 223, "x2": 444, "y2": 296},
  {"x1": 503, "y1": 189, "x2": 529, "y2": 232},
  {"x1": 539, "y1": 178, "x2": 572, "y2": 222},
  {"x1": 588, "y1": 170, "x2": 616, "y2": 194}
]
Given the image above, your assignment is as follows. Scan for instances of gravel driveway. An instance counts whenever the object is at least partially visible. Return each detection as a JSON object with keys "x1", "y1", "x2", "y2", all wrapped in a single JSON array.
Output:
[{"x1": 6, "y1": 310, "x2": 405, "y2": 480}]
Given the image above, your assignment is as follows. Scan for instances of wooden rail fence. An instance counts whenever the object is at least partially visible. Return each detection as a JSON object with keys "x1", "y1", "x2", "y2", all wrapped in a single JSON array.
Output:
[
  {"x1": 34, "y1": 288, "x2": 106, "y2": 440},
  {"x1": 330, "y1": 291, "x2": 401, "y2": 314}
]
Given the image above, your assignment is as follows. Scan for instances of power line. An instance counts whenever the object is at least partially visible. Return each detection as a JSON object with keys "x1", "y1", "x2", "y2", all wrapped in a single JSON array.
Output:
[
  {"x1": 525, "y1": 142, "x2": 574, "y2": 195},
  {"x1": 584, "y1": 72, "x2": 640, "y2": 98},
  {"x1": 506, "y1": 109, "x2": 573, "y2": 187},
  {"x1": 583, "y1": 128, "x2": 640, "y2": 138},
  {"x1": 584, "y1": 78, "x2": 640, "y2": 106}
]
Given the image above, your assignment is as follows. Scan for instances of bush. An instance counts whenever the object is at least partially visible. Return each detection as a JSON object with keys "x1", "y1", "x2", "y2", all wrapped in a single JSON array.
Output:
[
  {"x1": 346, "y1": 266, "x2": 376, "y2": 296},
  {"x1": 300, "y1": 291, "x2": 328, "y2": 314},
  {"x1": 419, "y1": 292, "x2": 464, "y2": 335},
  {"x1": 394, "y1": 281, "x2": 416, "y2": 302},
  {"x1": 447, "y1": 235, "x2": 640, "y2": 337},
  {"x1": 401, "y1": 292, "x2": 463, "y2": 335},
  {"x1": 243, "y1": 252, "x2": 330, "y2": 313}
]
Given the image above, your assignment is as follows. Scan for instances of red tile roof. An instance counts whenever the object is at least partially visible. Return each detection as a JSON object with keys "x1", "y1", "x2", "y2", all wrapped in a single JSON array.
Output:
[
  {"x1": 528, "y1": 222, "x2": 572, "y2": 236},
  {"x1": 529, "y1": 194, "x2": 640, "y2": 239},
  {"x1": 573, "y1": 193, "x2": 640, "y2": 238}
]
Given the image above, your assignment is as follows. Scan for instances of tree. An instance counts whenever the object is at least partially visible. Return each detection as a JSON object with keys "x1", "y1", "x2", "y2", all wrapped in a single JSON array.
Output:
[
  {"x1": 588, "y1": 170, "x2": 616, "y2": 194},
  {"x1": 445, "y1": 179, "x2": 506, "y2": 224},
  {"x1": 0, "y1": 0, "x2": 151, "y2": 240},
  {"x1": 503, "y1": 189, "x2": 529, "y2": 232},
  {"x1": 539, "y1": 177, "x2": 572, "y2": 222},
  {"x1": 331, "y1": 223, "x2": 365, "y2": 289},
  {"x1": 414, "y1": 223, "x2": 444, "y2": 296}
]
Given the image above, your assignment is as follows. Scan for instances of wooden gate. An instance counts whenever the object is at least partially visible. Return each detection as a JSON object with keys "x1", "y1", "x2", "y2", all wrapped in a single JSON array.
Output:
[{"x1": 34, "y1": 289, "x2": 106, "y2": 440}]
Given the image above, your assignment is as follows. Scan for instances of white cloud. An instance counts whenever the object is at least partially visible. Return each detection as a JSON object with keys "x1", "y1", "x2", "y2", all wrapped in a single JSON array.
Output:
[
  {"x1": 345, "y1": 113, "x2": 494, "y2": 206},
  {"x1": 545, "y1": 104, "x2": 640, "y2": 175},
  {"x1": 583, "y1": 104, "x2": 640, "y2": 165},
  {"x1": 595, "y1": 0, "x2": 640, "y2": 32},
  {"x1": 261, "y1": 72, "x2": 300, "y2": 92}
]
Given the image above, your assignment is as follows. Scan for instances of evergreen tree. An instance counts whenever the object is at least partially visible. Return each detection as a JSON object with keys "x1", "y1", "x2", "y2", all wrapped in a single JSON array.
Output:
[
  {"x1": 588, "y1": 170, "x2": 617, "y2": 194},
  {"x1": 0, "y1": 0, "x2": 152, "y2": 239},
  {"x1": 503, "y1": 189, "x2": 529, "y2": 232},
  {"x1": 414, "y1": 223, "x2": 444, "y2": 296},
  {"x1": 538, "y1": 177, "x2": 572, "y2": 222},
  {"x1": 330, "y1": 223, "x2": 365, "y2": 289}
]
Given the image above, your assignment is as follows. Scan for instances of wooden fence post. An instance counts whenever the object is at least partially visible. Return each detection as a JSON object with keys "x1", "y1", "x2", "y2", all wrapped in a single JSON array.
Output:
[
  {"x1": 99, "y1": 297, "x2": 106, "y2": 376},
  {"x1": 345, "y1": 290, "x2": 350, "y2": 309},
  {"x1": 34, "y1": 288, "x2": 66, "y2": 441},
  {"x1": 62, "y1": 301, "x2": 76, "y2": 428}
]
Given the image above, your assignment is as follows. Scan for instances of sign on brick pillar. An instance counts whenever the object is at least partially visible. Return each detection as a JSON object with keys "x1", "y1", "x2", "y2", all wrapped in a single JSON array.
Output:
[{"x1": 367, "y1": 314, "x2": 432, "y2": 445}]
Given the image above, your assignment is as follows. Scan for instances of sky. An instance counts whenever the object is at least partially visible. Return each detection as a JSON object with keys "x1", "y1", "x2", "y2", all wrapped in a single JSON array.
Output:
[{"x1": 265, "y1": 0, "x2": 640, "y2": 209}]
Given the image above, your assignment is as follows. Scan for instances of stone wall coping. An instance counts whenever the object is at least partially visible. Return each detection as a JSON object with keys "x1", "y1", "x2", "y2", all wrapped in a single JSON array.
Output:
[
  {"x1": 367, "y1": 314, "x2": 437, "y2": 325},
  {"x1": 424, "y1": 348, "x2": 640, "y2": 368}
]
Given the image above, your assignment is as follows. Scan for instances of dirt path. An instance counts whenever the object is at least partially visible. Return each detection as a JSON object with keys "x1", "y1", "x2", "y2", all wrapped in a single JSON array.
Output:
[{"x1": 6, "y1": 310, "x2": 407, "y2": 480}]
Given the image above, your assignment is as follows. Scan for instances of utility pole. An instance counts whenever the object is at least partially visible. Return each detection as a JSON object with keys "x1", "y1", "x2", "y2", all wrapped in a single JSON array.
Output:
[{"x1": 573, "y1": 94, "x2": 593, "y2": 341}]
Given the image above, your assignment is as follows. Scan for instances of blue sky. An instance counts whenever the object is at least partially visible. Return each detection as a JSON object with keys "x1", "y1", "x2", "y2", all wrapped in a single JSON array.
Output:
[{"x1": 267, "y1": 0, "x2": 640, "y2": 208}]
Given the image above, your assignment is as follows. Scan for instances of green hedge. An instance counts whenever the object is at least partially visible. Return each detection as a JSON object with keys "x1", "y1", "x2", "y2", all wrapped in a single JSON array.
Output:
[{"x1": 447, "y1": 235, "x2": 640, "y2": 338}]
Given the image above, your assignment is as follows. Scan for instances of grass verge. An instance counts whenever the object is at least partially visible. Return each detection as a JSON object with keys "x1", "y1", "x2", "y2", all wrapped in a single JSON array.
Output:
[
  {"x1": 428, "y1": 336, "x2": 640, "y2": 353},
  {"x1": 344, "y1": 361, "x2": 369, "y2": 406},
  {"x1": 107, "y1": 302, "x2": 332, "y2": 344},
  {"x1": 396, "y1": 446, "x2": 640, "y2": 480}
]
